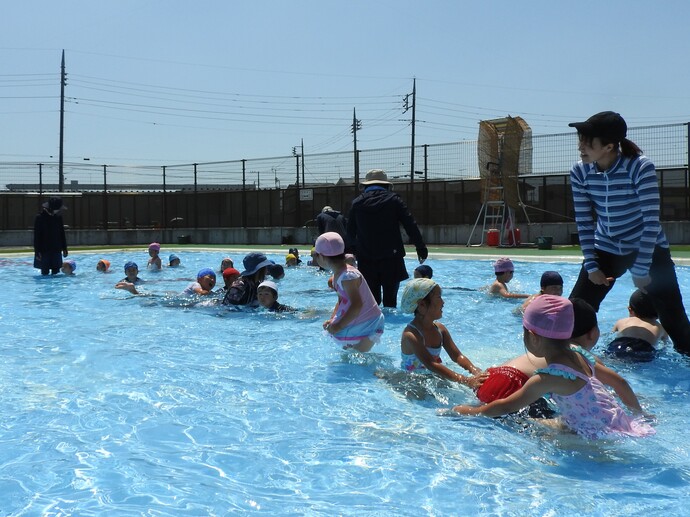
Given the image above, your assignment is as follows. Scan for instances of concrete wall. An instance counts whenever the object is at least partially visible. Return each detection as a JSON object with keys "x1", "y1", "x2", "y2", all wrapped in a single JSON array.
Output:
[{"x1": 5, "y1": 222, "x2": 690, "y2": 248}]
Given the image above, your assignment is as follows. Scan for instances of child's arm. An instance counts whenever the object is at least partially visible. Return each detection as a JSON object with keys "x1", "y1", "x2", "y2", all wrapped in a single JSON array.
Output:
[
  {"x1": 453, "y1": 374, "x2": 552, "y2": 416},
  {"x1": 437, "y1": 323, "x2": 483, "y2": 376},
  {"x1": 593, "y1": 362, "x2": 644, "y2": 413},
  {"x1": 115, "y1": 281, "x2": 139, "y2": 295},
  {"x1": 491, "y1": 281, "x2": 529, "y2": 299},
  {"x1": 326, "y1": 276, "x2": 362, "y2": 334}
]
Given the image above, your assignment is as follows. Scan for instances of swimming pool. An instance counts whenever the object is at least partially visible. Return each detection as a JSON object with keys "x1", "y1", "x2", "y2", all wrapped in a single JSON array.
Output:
[{"x1": 2, "y1": 250, "x2": 689, "y2": 515}]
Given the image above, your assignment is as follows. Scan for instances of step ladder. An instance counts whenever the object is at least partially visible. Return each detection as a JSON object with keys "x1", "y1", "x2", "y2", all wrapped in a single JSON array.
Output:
[{"x1": 466, "y1": 185, "x2": 506, "y2": 246}]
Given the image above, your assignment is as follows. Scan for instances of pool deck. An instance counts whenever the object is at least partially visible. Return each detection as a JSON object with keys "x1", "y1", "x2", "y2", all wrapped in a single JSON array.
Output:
[{"x1": 4, "y1": 244, "x2": 690, "y2": 265}]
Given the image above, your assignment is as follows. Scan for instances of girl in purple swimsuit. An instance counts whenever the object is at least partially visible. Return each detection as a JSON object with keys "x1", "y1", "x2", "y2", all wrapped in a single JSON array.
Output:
[{"x1": 453, "y1": 295, "x2": 655, "y2": 439}]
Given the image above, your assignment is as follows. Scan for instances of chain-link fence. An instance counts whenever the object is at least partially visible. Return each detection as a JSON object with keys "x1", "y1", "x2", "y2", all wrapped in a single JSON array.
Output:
[{"x1": 1, "y1": 123, "x2": 687, "y2": 231}]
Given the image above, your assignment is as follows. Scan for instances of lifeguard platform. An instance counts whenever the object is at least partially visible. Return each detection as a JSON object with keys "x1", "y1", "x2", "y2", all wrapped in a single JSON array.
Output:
[{"x1": 467, "y1": 116, "x2": 532, "y2": 247}]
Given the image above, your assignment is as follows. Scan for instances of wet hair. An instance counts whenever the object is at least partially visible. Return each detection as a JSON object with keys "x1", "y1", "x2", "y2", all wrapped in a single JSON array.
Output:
[
  {"x1": 629, "y1": 289, "x2": 658, "y2": 319},
  {"x1": 570, "y1": 298, "x2": 598, "y2": 338}
]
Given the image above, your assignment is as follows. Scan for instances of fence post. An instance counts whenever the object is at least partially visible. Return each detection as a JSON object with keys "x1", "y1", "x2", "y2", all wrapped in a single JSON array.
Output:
[
  {"x1": 423, "y1": 144, "x2": 429, "y2": 224},
  {"x1": 242, "y1": 159, "x2": 247, "y2": 228},
  {"x1": 162, "y1": 165, "x2": 167, "y2": 229},
  {"x1": 103, "y1": 165, "x2": 108, "y2": 231},
  {"x1": 38, "y1": 163, "x2": 43, "y2": 200},
  {"x1": 193, "y1": 163, "x2": 198, "y2": 229},
  {"x1": 295, "y1": 154, "x2": 301, "y2": 228}
]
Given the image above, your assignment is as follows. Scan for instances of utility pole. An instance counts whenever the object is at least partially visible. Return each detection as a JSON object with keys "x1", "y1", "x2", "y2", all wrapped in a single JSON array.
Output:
[
  {"x1": 300, "y1": 138, "x2": 305, "y2": 188},
  {"x1": 59, "y1": 50, "x2": 66, "y2": 192},
  {"x1": 403, "y1": 78, "x2": 417, "y2": 184},
  {"x1": 352, "y1": 108, "x2": 362, "y2": 187}
]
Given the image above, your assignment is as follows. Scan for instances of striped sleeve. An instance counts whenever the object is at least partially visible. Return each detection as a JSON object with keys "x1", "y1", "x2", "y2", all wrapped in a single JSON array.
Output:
[
  {"x1": 570, "y1": 163, "x2": 599, "y2": 273},
  {"x1": 629, "y1": 157, "x2": 661, "y2": 277}
]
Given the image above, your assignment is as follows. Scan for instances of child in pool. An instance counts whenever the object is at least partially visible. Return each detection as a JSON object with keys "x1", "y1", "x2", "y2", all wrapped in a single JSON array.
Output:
[
  {"x1": 147, "y1": 242, "x2": 162, "y2": 270},
  {"x1": 96, "y1": 259, "x2": 111, "y2": 272},
  {"x1": 182, "y1": 268, "x2": 217, "y2": 296},
  {"x1": 316, "y1": 231, "x2": 384, "y2": 352},
  {"x1": 476, "y1": 297, "x2": 599, "y2": 418},
  {"x1": 115, "y1": 261, "x2": 143, "y2": 294},
  {"x1": 608, "y1": 289, "x2": 667, "y2": 361},
  {"x1": 220, "y1": 257, "x2": 234, "y2": 273},
  {"x1": 414, "y1": 264, "x2": 433, "y2": 279},
  {"x1": 257, "y1": 280, "x2": 297, "y2": 313},
  {"x1": 61, "y1": 259, "x2": 77, "y2": 275},
  {"x1": 521, "y1": 271, "x2": 564, "y2": 312},
  {"x1": 168, "y1": 254, "x2": 181, "y2": 267},
  {"x1": 489, "y1": 257, "x2": 529, "y2": 299},
  {"x1": 453, "y1": 295, "x2": 654, "y2": 439},
  {"x1": 288, "y1": 247, "x2": 303, "y2": 265},
  {"x1": 285, "y1": 253, "x2": 298, "y2": 267},
  {"x1": 219, "y1": 267, "x2": 241, "y2": 293},
  {"x1": 400, "y1": 278, "x2": 486, "y2": 388}
]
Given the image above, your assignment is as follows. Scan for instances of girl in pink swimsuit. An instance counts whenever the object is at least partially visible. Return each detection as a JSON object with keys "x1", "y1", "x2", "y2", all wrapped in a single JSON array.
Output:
[
  {"x1": 316, "y1": 232, "x2": 384, "y2": 352},
  {"x1": 453, "y1": 295, "x2": 655, "y2": 439}
]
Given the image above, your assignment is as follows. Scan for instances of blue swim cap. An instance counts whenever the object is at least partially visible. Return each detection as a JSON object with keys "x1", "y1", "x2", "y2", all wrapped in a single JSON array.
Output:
[
  {"x1": 197, "y1": 267, "x2": 216, "y2": 280},
  {"x1": 64, "y1": 259, "x2": 76, "y2": 271},
  {"x1": 124, "y1": 261, "x2": 138, "y2": 272},
  {"x1": 169, "y1": 253, "x2": 180, "y2": 263}
]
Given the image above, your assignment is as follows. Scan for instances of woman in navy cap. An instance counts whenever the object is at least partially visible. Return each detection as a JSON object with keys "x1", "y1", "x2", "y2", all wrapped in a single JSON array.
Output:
[{"x1": 568, "y1": 111, "x2": 690, "y2": 355}]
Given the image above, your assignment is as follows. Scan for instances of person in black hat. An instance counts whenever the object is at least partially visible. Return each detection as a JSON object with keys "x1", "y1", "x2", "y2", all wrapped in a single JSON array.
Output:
[
  {"x1": 222, "y1": 252, "x2": 274, "y2": 307},
  {"x1": 346, "y1": 169, "x2": 428, "y2": 308},
  {"x1": 33, "y1": 197, "x2": 68, "y2": 275},
  {"x1": 568, "y1": 111, "x2": 690, "y2": 355}
]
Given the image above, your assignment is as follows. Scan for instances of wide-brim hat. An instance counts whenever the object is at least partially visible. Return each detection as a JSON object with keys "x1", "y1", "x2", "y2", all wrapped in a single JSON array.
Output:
[
  {"x1": 568, "y1": 111, "x2": 627, "y2": 142},
  {"x1": 240, "y1": 252, "x2": 274, "y2": 277},
  {"x1": 361, "y1": 169, "x2": 392, "y2": 186}
]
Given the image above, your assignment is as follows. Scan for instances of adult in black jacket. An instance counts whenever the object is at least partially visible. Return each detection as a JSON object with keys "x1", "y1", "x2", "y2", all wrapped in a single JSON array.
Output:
[
  {"x1": 346, "y1": 169, "x2": 428, "y2": 307},
  {"x1": 33, "y1": 197, "x2": 68, "y2": 275},
  {"x1": 316, "y1": 206, "x2": 347, "y2": 240}
]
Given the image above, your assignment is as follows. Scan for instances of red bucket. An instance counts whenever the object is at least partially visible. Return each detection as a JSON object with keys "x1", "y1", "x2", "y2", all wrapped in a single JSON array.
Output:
[{"x1": 486, "y1": 229, "x2": 499, "y2": 246}]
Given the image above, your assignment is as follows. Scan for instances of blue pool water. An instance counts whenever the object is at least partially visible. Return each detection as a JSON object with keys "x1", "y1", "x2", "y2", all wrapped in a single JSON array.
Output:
[{"x1": 1, "y1": 250, "x2": 689, "y2": 515}]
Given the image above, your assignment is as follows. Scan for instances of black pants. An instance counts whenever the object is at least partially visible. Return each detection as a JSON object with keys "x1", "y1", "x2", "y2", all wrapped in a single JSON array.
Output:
[
  {"x1": 569, "y1": 246, "x2": 690, "y2": 355},
  {"x1": 357, "y1": 255, "x2": 409, "y2": 308}
]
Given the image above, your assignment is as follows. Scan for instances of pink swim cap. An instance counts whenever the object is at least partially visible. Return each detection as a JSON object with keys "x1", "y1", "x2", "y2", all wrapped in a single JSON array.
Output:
[
  {"x1": 315, "y1": 232, "x2": 345, "y2": 257},
  {"x1": 493, "y1": 257, "x2": 514, "y2": 273},
  {"x1": 523, "y1": 295, "x2": 574, "y2": 339},
  {"x1": 148, "y1": 242, "x2": 161, "y2": 251}
]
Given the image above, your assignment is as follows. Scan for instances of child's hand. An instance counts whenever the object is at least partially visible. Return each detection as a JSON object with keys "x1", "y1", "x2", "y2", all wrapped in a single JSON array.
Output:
[
  {"x1": 464, "y1": 372, "x2": 489, "y2": 390},
  {"x1": 451, "y1": 404, "x2": 476, "y2": 415},
  {"x1": 115, "y1": 281, "x2": 137, "y2": 294}
]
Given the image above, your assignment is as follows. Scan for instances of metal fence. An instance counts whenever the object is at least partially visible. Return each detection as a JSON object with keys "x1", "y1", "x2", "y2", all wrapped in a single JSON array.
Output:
[{"x1": 1, "y1": 122, "x2": 687, "y2": 232}]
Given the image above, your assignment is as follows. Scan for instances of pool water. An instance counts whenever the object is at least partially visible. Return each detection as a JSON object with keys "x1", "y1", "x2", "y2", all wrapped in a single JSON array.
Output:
[{"x1": 1, "y1": 251, "x2": 689, "y2": 515}]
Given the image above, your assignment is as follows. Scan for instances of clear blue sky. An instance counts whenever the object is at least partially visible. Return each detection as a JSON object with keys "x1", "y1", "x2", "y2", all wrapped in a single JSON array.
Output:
[{"x1": 3, "y1": 0, "x2": 689, "y2": 167}]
